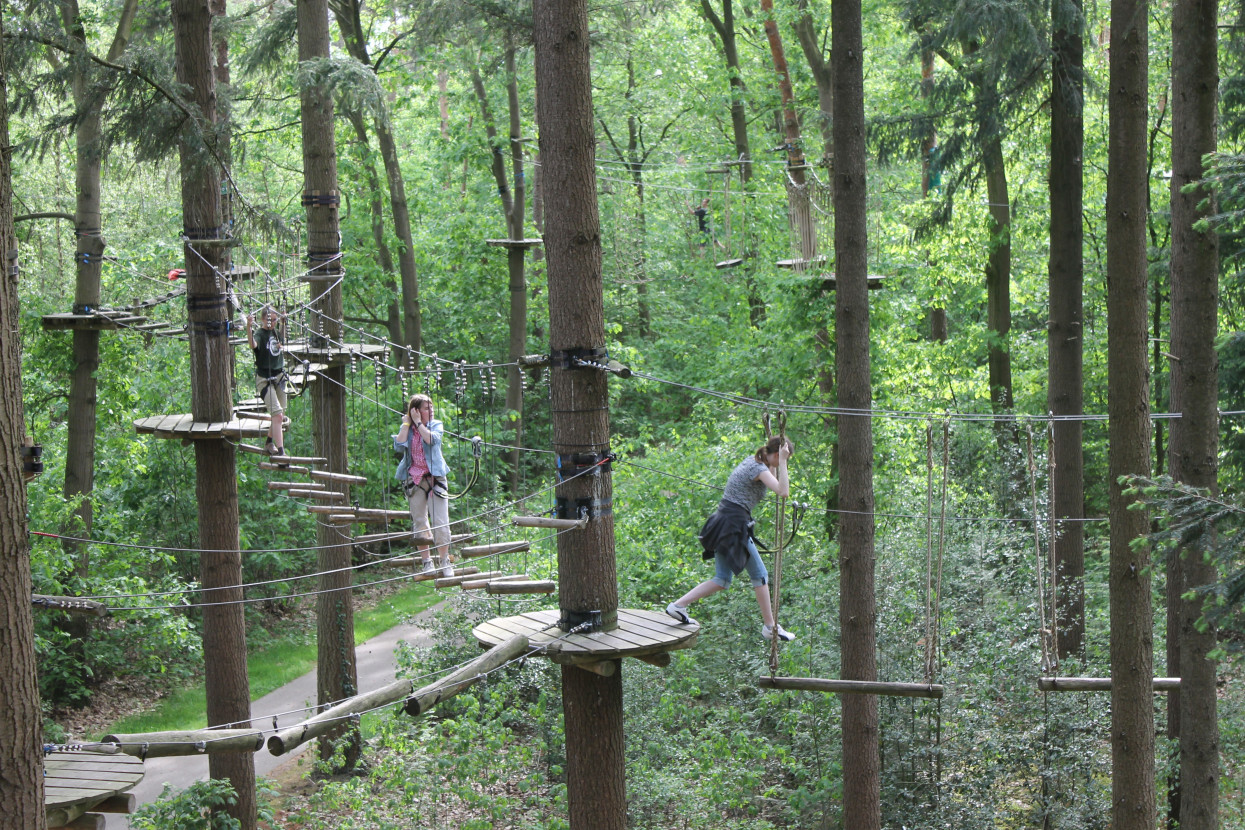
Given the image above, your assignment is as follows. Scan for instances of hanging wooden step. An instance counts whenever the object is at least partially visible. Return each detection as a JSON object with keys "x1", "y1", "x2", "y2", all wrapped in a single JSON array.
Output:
[
  {"x1": 715, "y1": 258, "x2": 745, "y2": 269},
  {"x1": 309, "y1": 469, "x2": 367, "y2": 485},
  {"x1": 512, "y1": 516, "x2": 587, "y2": 530},
  {"x1": 757, "y1": 676, "x2": 944, "y2": 699},
  {"x1": 775, "y1": 255, "x2": 828, "y2": 270},
  {"x1": 267, "y1": 481, "x2": 326, "y2": 491},
  {"x1": 485, "y1": 238, "x2": 544, "y2": 249},
  {"x1": 32, "y1": 594, "x2": 108, "y2": 617},
  {"x1": 270, "y1": 453, "x2": 328, "y2": 465},
  {"x1": 451, "y1": 531, "x2": 479, "y2": 545},
  {"x1": 238, "y1": 443, "x2": 271, "y2": 456},
  {"x1": 356, "y1": 531, "x2": 433, "y2": 547},
  {"x1": 258, "y1": 462, "x2": 311, "y2": 474},
  {"x1": 1037, "y1": 677, "x2": 1181, "y2": 692},
  {"x1": 135, "y1": 414, "x2": 267, "y2": 441},
  {"x1": 456, "y1": 571, "x2": 508, "y2": 589},
  {"x1": 460, "y1": 540, "x2": 530, "y2": 560},
  {"x1": 283, "y1": 341, "x2": 388, "y2": 368},
  {"x1": 461, "y1": 573, "x2": 529, "y2": 590},
  {"x1": 432, "y1": 567, "x2": 481, "y2": 587},
  {"x1": 288, "y1": 489, "x2": 346, "y2": 502},
  {"x1": 352, "y1": 507, "x2": 412, "y2": 525},
  {"x1": 486, "y1": 579, "x2": 556, "y2": 595}
]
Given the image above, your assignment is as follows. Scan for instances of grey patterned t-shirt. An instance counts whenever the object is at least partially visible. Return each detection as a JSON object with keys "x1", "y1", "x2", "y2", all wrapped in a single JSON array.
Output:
[{"x1": 722, "y1": 458, "x2": 769, "y2": 511}]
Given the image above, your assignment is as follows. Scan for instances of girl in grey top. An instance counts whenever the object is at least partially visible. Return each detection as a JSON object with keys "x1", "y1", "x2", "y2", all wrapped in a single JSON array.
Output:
[{"x1": 666, "y1": 435, "x2": 796, "y2": 642}]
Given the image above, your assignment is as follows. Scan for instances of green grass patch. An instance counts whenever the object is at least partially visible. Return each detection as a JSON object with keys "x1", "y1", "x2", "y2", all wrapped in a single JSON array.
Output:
[{"x1": 99, "y1": 583, "x2": 441, "y2": 738}]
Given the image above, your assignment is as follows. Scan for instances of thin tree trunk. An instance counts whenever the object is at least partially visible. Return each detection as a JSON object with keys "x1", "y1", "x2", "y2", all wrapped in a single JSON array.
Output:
[
  {"x1": 0, "y1": 14, "x2": 46, "y2": 823},
  {"x1": 1049, "y1": 0, "x2": 1085, "y2": 662},
  {"x1": 533, "y1": 1, "x2": 624, "y2": 827},
  {"x1": 171, "y1": 0, "x2": 254, "y2": 824},
  {"x1": 1168, "y1": 0, "x2": 1220, "y2": 823},
  {"x1": 700, "y1": 0, "x2": 752, "y2": 184},
  {"x1": 343, "y1": 108, "x2": 403, "y2": 345},
  {"x1": 504, "y1": 40, "x2": 528, "y2": 496},
  {"x1": 792, "y1": 5, "x2": 833, "y2": 170},
  {"x1": 1106, "y1": 0, "x2": 1156, "y2": 823},
  {"x1": 833, "y1": 0, "x2": 879, "y2": 823},
  {"x1": 299, "y1": 0, "x2": 359, "y2": 771}
]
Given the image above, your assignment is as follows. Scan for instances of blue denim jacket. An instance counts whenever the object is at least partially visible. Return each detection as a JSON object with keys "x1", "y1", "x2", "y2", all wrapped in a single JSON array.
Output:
[{"x1": 394, "y1": 418, "x2": 449, "y2": 481}]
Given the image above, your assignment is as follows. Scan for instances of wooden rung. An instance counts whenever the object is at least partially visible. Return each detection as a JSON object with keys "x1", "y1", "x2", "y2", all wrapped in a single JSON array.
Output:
[
  {"x1": 460, "y1": 541, "x2": 531, "y2": 559},
  {"x1": 267, "y1": 481, "x2": 327, "y2": 491},
  {"x1": 757, "y1": 676, "x2": 944, "y2": 699},
  {"x1": 434, "y1": 568, "x2": 482, "y2": 588},
  {"x1": 306, "y1": 505, "x2": 351, "y2": 515},
  {"x1": 326, "y1": 513, "x2": 358, "y2": 524},
  {"x1": 237, "y1": 443, "x2": 271, "y2": 455},
  {"x1": 356, "y1": 531, "x2": 433, "y2": 546},
  {"x1": 258, "y1": 462, "x2": 311, "y2": 474},
  {"x1": 309, "y1": 470, "x2": 367, "y2": 484},
  {"x1": 512, "y1": 516, "x2": 587, "y2": 530},
  {"x1": 571, "y1": 659, "x2": 617, "y2": 677},
  {"x1": 633, "y1": 652, "x2": 672, "y2": 668},
  {"x1": 289, "y1": 489, "x2": 346, "y2": 501},
  {"x1": 458, "y1": 571, "x2": 509, "y2": 590},
  {"x1": 271, "y1": 454, "x2": 328, "y2": 465},
  {"x1": 485, "y1": 579, "x2": 556, "y2": 595},
  {"x1": 32, "y1": 594, "x2": 108, "y2": 617},
  {"x1": 354, "y1": 508, "x2": 410, "y2": 522},
  {"x1": 450, "y1": 532, "x2": 479, "y2": 544},
  {"x1": 1037, "y1": 677, "x2": 1181, "y2": 692}
]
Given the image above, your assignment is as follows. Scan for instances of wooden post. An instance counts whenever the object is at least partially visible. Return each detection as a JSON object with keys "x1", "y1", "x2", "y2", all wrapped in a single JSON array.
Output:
[{"x1": 759, "y1": 676, "x2": 944, "y2": 699}]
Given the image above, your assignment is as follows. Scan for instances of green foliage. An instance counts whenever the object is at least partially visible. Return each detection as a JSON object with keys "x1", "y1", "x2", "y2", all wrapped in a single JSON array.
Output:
[{"x1": 130, "y1": 779, "x2": 242, "y2": 830}]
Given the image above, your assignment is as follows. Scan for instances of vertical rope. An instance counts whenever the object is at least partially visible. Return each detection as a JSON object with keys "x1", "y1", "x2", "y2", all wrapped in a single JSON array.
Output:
[
  {"x1": 1046, "y1": 418, "x2": 1059, "y2": 676},
  {"x1": 1027, "y1": 424, "x2": 1052, "y2": 673},
  {"x1": 924, "y1": 423, "x2": 935, "y2": 682},
  {"x1": 768, "y1": 412, "x2": 787, "y2": 675}
]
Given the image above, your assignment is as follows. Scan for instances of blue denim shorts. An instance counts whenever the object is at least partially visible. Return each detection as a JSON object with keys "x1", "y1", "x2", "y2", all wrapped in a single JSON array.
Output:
[{"x1": 711, "y1": 537, "x2": 768, "y2": 588}]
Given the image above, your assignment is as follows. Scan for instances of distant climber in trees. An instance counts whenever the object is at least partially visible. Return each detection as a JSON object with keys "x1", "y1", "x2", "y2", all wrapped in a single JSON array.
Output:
[
  {"x1": 666, "y1": 435, "x2": 796, "y2": 641},
  {"x1": 246, "y1": 305, "x2": 287, "y2": 456},
  {"x1": 395, "y1": 394, "x2": 453, "y2": 577}
]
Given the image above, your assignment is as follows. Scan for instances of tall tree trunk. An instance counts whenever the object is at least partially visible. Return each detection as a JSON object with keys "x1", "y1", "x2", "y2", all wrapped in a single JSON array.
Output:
[
  {"x1": 504, "y1": 40, "x2": 528, "y2": 496},
  {"x1": 0, "y1": 16, "x2": 46, "y2": 824},
  {"x1": 624, "y1": 51, "x2": 652, "y2": 337},
  {"x1": 792, "y1": 3, "x2": 833, "y2": 171},
  {"x1": 60, "y1": 0, "x2": 139, "y2": 573},
  {"x1": 1049, "y1": 0, "x2": 1085, "y2": 662},
  {"x1": 331, "y1": 0, "x2": 420, "y2": 354},
  {"x1": 1168, "y1": 0, "x2": 1220, "y2": 824},
  {"x1": 833, "y1": 0, "x2": 879, "y2": 824},
  {"x1": 700, "y1": 0, "x2": 752, "y2": 184},
  {"x1": 533, "y1": 1, "x2": 624, "y2": 827},
  {"x1": 343, "y1": 108, "x2": 403, "y2": 345},
  {"x1": 761, "y1": 0, "x2": 816, "y2": 262},
  {"x1": 171, "y1": 0, "x2": 254, "y2": 825},
  {"x1": 1106, "y1": 0, "x2": 1156, "y2": 824},
  {"x1": 982, "y1": 131, "x2": 1013, "y2": 416},
  {"x1": 299, "y1": 0, "x2": 359, "y2": 771},
  {"x1": 921, "y1": 48, "x2": 947, "y2": 342}
]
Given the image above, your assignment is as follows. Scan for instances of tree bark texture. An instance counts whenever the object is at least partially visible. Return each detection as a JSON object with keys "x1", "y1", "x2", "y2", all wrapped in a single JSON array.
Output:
[
  {"x1": 1106, "y1": 0, "x2": 1156, "y2": 824},
  {"x1": 1168, "y1": 0, "x2": 1220, "y2": 824},
  {"x1": 533, "y1": 1, "x2": 625, "y2": 827},
  {"x1": 1049, "y1": 0, "x2": 1086, "y2": 662},
  {"x1": 0, "y1": 17, "x2": 46, "y2": 825},
  {"x1": 171, "y1": 0, "x2": 254, "y2": 824},
  {"x1": 833, "y1": 0, "x2": 880, "y2": 825},
  {"x1": 793, "y1": 4, "x2": 834, "y2": 171},
  {"x1": 700, "y1": 0, "x2": 752, "y2": 183},
  {"x1": 298, "y1": 0, "x2": 359, "y2": 770}
]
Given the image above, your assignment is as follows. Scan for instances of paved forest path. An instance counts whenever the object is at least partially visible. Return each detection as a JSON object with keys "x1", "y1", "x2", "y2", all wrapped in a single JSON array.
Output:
[{"x1": 115, "y1": 603, "x2": 441, "y2": 827}]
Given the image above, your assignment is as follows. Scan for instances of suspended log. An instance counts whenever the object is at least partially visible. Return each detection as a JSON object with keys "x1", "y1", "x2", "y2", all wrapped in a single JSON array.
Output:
[
  {"x1": 435, "y1": 568, "x2": 490, "y2": 588},
  {"x1": 757, "y1": 676, "x2": 944, "y2": 699},
  {"x1": 403, "y1": 634, "x2": 531, "y2": 716},
  {"x1": 512, "y1": 516, "x2": 587, "y2": 530},
  {"x1": 267, "y1": 481, "x2": 327, "y2": 491},
  {"x1": 306, "y1": 505, "x2": 351, "y2": 515},
  {"x1": 460, "y1": 540, "x2": 530, "y2": 559},
  {"x1": 486, "y1": 579, "x2": 556, "y2": 595},
  {"x1": 270, "y1": 454, "x2": 328, "y2": 465},
  {"x1": 415, "y1": 565, "x2": 477, "y2": 582},
  {"x1": 450, "y1": 531, "x2": 479, "y2": 544},
  {"x1": 353, "y1": 507, "x2": 412, "y2": 524},
  {"x1": 258, "y1": 462, "x2": 311, "y2": 474},
  {"x1": 102, "y1": 728, "x2": 266, "y2": 757},
  {"x1": 458, "y1": 571, "x2": 510, "y2": 590},
  {"x1": 32, "y1": 594, "x2": 108, "y2": 617},
  {"x1": 356, "y1": 531, "x2": 432, "y2": 546},
  {"x1": 308, "y1": 469, "x2": 367, "y2": 484},
  {"x1": 288, "y1": 489, "x2": 346, "y2": 501},
  {"x1": 1037, "y1": 676, "x2": 1181, "y2": 692}
]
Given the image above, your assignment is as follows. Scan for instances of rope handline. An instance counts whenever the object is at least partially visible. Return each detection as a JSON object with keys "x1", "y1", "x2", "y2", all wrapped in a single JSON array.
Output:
[
  {"x1": 1026, "y1": 425, "x2": 1053, "y2": 674},
  {"x1": 767, "y1": 411, "x2": 787, "y2": 675}
]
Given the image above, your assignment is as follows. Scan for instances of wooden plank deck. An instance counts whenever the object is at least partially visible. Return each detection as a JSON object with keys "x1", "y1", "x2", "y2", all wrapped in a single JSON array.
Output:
[
  {"x1": 44, "y1": 749, "x2": 142, "y2": 827},
  {"x1": 134, "y1": 414, "x2": 269, "y2": 440},
  {"x1": 472, "y1": 608, "x2": 698, "y2": 665}
]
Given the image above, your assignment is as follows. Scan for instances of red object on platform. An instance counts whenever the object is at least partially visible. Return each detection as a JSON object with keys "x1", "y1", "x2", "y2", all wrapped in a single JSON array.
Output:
[{"x1": 167, "y1": 268, "x2": 185, "y2": 280}]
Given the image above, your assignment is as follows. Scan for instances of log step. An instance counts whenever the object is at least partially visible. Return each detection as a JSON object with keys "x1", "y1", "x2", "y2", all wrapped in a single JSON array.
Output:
[
  {"x1": 289, "y1": 489, "x2": 346, "y2": 501},
  {"x1": 356, "y1": 531, "x2": 433, "y2": 546},
  {"x1": 271, "y1": 454, "x2": 328, "y2": 465},
  {"x1": 513, "y1": 516, "x2": 587, "y2": 530},
  {"x1": 268, "y1": 481, "x2": 327, "y2": 491},
  {"x1": 460, "y1": 541, "x2": 530, "y2": 559},
  {"x1": 309, "y1": 470, "x2": 367, "y2": 485},
  {"x1": 434, "y1": 568, "x2": 485, "y2": 588},
  {"x1": 456, "y1": 571, "x2": 508, "y2": 589},
  {"x1": 486, "y1": 579, "x2": 556, "y2": 595}
]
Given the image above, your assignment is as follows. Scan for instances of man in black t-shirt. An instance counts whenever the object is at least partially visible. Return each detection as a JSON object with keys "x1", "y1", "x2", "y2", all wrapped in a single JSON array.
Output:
[{"x1": 246, "y1": 305, "x2": 287, "y2": 455}]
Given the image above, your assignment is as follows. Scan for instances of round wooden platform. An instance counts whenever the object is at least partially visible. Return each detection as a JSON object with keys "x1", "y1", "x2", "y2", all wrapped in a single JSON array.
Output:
[
  {"x1": 45, "y1": 749, "x2": 143, "y2": 827},
  {"x1": 473, "y1": 608, "x2": 699, "y2": 672},
  {"x1": 134, "y1": 413, "x2": 270, "y2": 440}
]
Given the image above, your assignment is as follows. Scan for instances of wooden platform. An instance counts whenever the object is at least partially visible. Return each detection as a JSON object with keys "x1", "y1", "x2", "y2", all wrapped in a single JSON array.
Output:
[
  {"x1": 45, "y1": 749, "x2": 143, "y2": 827},
  {"x1": 284, "y1": 341, "x2": 388, "y2": 368},
  {"x1": 42, "y1": 309, "x2": 150, "y2": 331},
  {"x1": 134, "y1": 413, "x2": 269, "y2": 440},
  {"x1": 473, "y1": 608, "x2": 699, "y2": 672}
]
